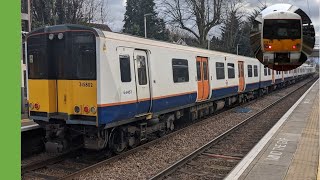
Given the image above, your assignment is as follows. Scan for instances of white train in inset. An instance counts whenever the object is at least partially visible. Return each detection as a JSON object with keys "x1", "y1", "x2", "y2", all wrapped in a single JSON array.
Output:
[{"x1": 26, "y1": 24, "x2": 315, "y2": 153}]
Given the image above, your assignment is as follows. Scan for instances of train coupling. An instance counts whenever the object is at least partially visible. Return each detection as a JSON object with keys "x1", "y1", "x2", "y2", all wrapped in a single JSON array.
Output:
[{"x1": 45, "y1": 124, "x2": 68, "y2": 153}]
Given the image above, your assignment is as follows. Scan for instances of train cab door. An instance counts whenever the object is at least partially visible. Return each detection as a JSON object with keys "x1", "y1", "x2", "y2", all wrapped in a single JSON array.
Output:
[
  {"x1": 51, "y1": 37, "x2": 65, "y2": 114},
  {"x1": 238, "y1": 61, "x2": 245, "y2": 92},
  {"x1": 133, "y1": 50, "x2": 151, "y2": 115},
  {"x1": 196, "y1": 57, "x2": 210, "y2": 101}
]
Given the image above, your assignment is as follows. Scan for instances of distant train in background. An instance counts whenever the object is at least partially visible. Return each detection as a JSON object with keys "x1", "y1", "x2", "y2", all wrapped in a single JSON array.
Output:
[{"x1": 250, "y1": 3, "x2": 315, "y2": 71}]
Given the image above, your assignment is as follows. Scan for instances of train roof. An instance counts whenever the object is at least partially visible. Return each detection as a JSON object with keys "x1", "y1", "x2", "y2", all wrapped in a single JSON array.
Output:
[
  {"x1": 27, "y1": 24, "x2": 105, "y2": 38},
  {"x1": 263, "y1": 11, "x2": 301, "y2": 20},
  {"x1": 101, "y1": 30, "x2": 259, "y2": 61},
  {"x1": 27, "y1": 24, "x2": 258, "y2": 61}
]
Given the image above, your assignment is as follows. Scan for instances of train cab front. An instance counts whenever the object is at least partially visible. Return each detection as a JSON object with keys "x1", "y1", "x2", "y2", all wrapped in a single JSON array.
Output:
[
  {"x1": 262, "y1": 16, "x2": 302, "y2": 65},
  {"x1": 26, "y1": 24, "x2": 101, "y2": 152}
]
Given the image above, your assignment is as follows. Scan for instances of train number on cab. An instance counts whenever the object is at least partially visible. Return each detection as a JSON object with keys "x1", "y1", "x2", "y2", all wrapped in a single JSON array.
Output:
[{"x1": 79, "y1": 82, "x2": 93, "y2": 87}]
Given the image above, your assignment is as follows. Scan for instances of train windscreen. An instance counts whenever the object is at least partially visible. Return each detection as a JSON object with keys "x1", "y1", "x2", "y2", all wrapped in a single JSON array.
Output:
[
  {"x1": 263, "y1": 19, "x2": 301, "y2": 39},
  {"x1": 27, "y1": 31, "x2": 96, "y2": 80}
]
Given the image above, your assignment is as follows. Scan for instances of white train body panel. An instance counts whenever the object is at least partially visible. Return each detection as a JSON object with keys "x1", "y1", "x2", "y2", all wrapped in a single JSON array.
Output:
[{"x1": 94, "y1": 31, "x2": 314, "y2": 125}]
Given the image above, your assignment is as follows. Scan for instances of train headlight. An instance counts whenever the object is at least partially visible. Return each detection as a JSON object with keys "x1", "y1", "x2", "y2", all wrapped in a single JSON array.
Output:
[
  {"x1": 29, "y1": 103, "x2": 34, "y2": 110},
  {"x1": 58, "y1": 33, "x2": 64, "y2": 40},
  {"x1": 90, "y1": 107, "x2": 96, "y2": 114},
  {"x1": 74, "y1": 106, "x2": 80, "y2": 113},
  {"x1": 84, "y1": 106, "x2": 90, "y2": 114},
  {"x1": 48, "y1": 34, "x2": 54, "y2": 40},
  {"x1": 292, "y1": 45, "x2": 296, "y2": 49},
  {"x1": 34, "y1": 103, "x2": 40, "y2": 110}
]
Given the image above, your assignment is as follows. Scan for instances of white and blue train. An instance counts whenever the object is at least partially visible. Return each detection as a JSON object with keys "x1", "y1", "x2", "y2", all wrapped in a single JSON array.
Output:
[{"x1": 26, "y1": 24, "x2": 315, "y2": 153}]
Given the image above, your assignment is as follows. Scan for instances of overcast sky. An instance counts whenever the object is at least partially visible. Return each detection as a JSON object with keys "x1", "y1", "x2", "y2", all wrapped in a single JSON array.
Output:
[{"x1": 106, "y1": 0, "x2": 319, "y2": 44}]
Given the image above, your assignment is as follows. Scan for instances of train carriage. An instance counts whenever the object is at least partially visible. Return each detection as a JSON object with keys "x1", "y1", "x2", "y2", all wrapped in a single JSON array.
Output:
[{"x1": 26, "y1": 24, "x2": 315, "y2": 153}]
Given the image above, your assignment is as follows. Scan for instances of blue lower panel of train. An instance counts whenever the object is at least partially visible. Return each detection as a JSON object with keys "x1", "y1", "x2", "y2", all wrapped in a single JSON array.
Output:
[{"x1": 98, "y1": 92, "x2": 197, "y2": 125}]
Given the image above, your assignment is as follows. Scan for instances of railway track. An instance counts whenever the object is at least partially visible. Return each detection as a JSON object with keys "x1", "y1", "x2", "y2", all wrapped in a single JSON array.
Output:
[
  {"x1": 21, "y1": 77, "x2": 316, "y2": 180},
  {"x1": 149, "y1": 77, "x2": 317, "y2": 180},
  {"x1": 22, "y1": 100, "x2": 254, "y2": 180}
]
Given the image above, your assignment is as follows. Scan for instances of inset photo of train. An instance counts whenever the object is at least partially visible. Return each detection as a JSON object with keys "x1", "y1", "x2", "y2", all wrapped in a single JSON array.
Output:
[{"x1": 250, "y1": 3, "x2": 316, "y2": 71}]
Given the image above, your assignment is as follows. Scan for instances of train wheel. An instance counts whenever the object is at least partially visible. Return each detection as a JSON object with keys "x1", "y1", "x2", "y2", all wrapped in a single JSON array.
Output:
[{"x1": 109, "y1": 128, "x2": 127, "y2": 154}]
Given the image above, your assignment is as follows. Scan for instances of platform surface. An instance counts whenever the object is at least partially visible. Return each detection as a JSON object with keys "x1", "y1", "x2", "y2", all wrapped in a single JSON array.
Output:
[
  {"x1": 226, "y1": 79, "x2": 319, "y2": 180},
  {"x1": 21, "y1": 118, "x2": 39, "y2": 132}
]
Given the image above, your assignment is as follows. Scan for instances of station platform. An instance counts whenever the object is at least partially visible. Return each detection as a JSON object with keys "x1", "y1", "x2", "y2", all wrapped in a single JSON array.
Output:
[
  {"x1": 226, "y1": 79, "x2": 319, "y2": 180},
  {"x1": 21, "y1": 117, "x2": 39, "y2": 132}
]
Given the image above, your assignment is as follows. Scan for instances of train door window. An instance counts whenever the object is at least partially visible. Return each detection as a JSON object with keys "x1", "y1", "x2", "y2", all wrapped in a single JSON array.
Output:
[
  {"x1": 216, "y1": 62, "x2": 225, "y2": 80},
  {"x1": 196, "y1": 61, "x2": 201, "y2": 81},
  {"x1": 76, "y1": 48, "x2": 96, "y2": 79},
  {"x1": 253, "y1": 65, "x2": 258, "y2": 77},
  {"x1": 203, "y1": 61, "x2": 208, "y2": 80},
  {"x1": 137, "y1": 55, "x2": 147, "y2": 85},
  {"x1": 227, "y1": 63, "x2": 235, "y2": 78},
  {"x1": 119, "y1": 55, "x2": 131, "y2": 82},
  {"x1": 268, "y1": 69, "x2": 271, "y2": 76},
  {"x1": 71, "y1": 32, "x2": 96, "y2": 80},
  {"x1": 172, "y1": 59, "x2": 189, "y2": 83},
  {"x1": 28, "y1": 50, "x2": 48, "y2": 79},
  {"x1": 247, "y1": 65, "x2": 253, "y2": 77},
  {"x1": 264, "y1": 67, "x2": 267, "y2": 76}
]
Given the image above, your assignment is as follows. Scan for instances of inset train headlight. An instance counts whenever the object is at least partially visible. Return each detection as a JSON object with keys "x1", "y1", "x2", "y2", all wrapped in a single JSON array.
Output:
[
  {"x1": 29, "y1": 103, "x2": 34, "y2": 110},
  {"x1": 74, "y1": 106, "x2": 80, "y2": 113},
  {"x1": 90, "y1": 107, "x2": 96, "y2": 114}
]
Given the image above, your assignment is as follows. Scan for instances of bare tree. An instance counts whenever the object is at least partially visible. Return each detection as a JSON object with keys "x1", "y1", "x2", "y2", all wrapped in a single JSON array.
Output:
[
  {"x1": 31, "y1": 0, "x2": 111, "y2": 29},
  {"x1": 219, "y1": 0, "x2": 246, "y2": 52},
  {"x1": 162, "y1": 0, "x2": 223, "y2": 47}
]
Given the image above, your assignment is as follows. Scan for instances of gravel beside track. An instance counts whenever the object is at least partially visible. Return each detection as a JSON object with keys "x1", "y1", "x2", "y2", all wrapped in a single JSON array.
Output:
[{"x1": 65, "y1": 78, "x2": 315, "y2": 180}]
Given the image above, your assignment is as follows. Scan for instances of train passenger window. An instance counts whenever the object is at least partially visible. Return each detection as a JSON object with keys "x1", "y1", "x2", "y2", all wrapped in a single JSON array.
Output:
[
  {"x1": 254, "y1": 65, "x2": 258, "y2": 77},
  {"x1": 216, "y1": 62, "x2": 225, "y2": 80},
  {"x1": 119, "y1": 55, "x2": 131, "y2": 82},
  {"x1": 268, "y1": 69, "x2": 271, "y2": 76},
  {"x1": 172, "y1": 59, "x2": 189, "y2": 83},
  {"x1": 264, "y1": 67, "x2": 267, "y2": 76},
  {"x1": 247, "y1": 65, "x2": 253, "y2": 77},
  {"x1": 203, "y1": 61, "x2": 208, "y2": 80},
  {"x1": 137, "y1": 55, "x2": 147, "y2": 85},
  {"x1": 196, "y1": 61, "x2": 201, "y2": 81},
  {"x1": 227, "y1": 63, "x2": 235, "y2": 78}
]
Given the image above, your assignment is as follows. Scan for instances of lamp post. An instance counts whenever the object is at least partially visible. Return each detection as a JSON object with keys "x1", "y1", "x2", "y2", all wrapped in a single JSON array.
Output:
[
  {"x1": 237, "y1": 44, "x2": 241, "y2": 55},
  {"x1": 144, "y1": 13, "x2": 152, "y2": 38}
]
